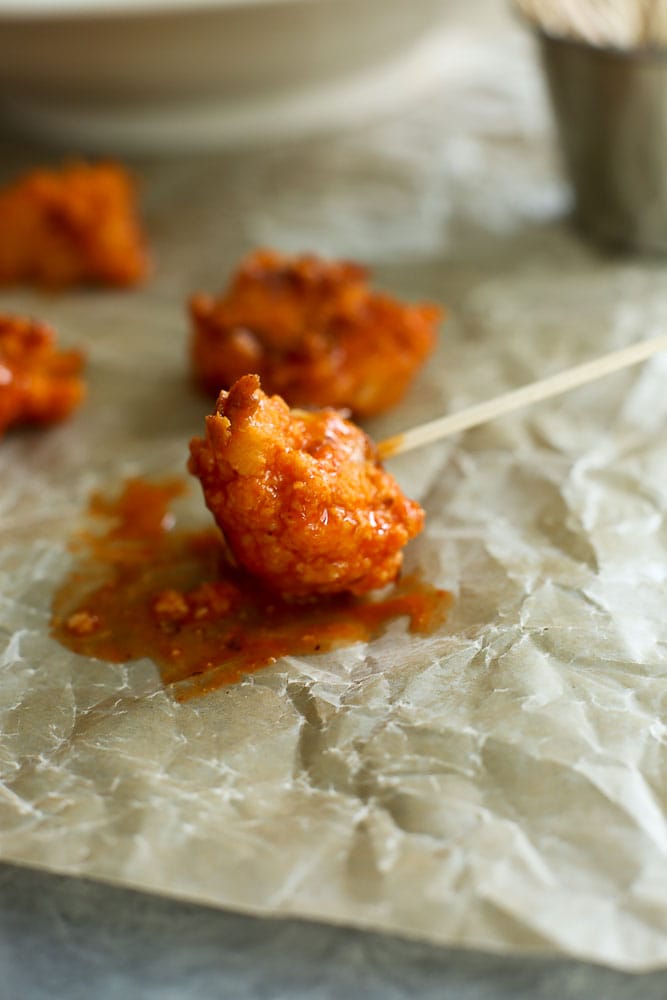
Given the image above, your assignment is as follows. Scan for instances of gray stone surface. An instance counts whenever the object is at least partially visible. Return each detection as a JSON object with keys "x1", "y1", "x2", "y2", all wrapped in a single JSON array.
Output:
[{"x1": 0, "y1": 861, "x2": 665, "y2": 1000}]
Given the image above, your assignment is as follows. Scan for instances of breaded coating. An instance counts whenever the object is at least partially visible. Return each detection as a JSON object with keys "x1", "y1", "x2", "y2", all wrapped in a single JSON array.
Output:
[
  {"x1": 0, "y1": 316, "x2": 85, "y2": 435},
  {"x1": 190, "y1": 249, "x2": 441, "y2": 418},
  {"x1": 188, "y1": 374, "x2": 424, "y2": 599},
  {"x1": 0, "y1": 162, "x2": 149, "y2": 288}
]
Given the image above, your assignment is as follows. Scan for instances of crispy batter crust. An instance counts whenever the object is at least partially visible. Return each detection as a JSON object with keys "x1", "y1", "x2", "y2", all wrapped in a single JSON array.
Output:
[
  {"x1": 0, "y1": 316, "x2": 85, "y2": 435},
  {"x1": 188, "y1": 374, "x2": 424, "y2": 598},
  {"x1": 0, "y1": 162, "x2": 149, "y2": 288},
  {"x1": 190, "y1": 249, "x2": 441, "y2": 418}
]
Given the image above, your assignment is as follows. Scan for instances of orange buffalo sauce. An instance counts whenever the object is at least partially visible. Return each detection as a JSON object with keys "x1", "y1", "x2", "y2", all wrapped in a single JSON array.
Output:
[{"x1": 51, "y1": 478, "x2": 451, "y2": 700}]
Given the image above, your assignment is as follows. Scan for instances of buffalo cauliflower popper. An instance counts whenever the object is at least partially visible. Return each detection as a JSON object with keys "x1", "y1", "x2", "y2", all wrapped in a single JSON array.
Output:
[
  {"x1": 0, "y1": 316, "x2": 85, "y2": 435},
  {"x1": 189, "y1": 374, "x2": 424, "y2": 599},
  {"x1": 190, "y1": 249, "x2": 441, "y2": 418},
  {"x1": 0, "y1": 162, "x2": 149, "y2": 288}
]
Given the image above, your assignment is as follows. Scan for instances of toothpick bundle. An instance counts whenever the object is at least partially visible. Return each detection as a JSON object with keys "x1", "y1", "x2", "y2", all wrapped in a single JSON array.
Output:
[{"x1": 515, "y1": 0, "x2": 667, "y2": 48}]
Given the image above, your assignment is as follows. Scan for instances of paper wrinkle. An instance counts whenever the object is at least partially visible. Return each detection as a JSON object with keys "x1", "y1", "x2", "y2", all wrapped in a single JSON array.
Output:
[{"x1": 1, "y1": 0, "x2": 667, "y2": 971}]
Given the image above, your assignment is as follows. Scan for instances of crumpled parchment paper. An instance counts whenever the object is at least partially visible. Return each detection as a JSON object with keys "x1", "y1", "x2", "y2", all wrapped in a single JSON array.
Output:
[{"x1": 1, "y1": 0, "x2": 667, "y2": 972}]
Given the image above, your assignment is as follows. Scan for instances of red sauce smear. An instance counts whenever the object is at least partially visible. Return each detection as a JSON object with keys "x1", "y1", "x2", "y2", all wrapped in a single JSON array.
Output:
[{"x1": 51, "y1": 478, "x2": 451, "y2": 700}]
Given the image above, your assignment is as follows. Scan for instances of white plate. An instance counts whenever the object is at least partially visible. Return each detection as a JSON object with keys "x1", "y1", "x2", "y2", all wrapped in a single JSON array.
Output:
[
  {"x1": 0, "y1": 0, "x2": 452, "y2": 152},
  {"x1": 0, "y1": 0, "x2": 301, "y2": 16}
]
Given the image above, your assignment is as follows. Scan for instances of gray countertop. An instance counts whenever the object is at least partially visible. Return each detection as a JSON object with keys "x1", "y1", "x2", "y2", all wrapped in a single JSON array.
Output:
[{"x1": 0, "y1": 861, "x2": 664, "y2": 1000}]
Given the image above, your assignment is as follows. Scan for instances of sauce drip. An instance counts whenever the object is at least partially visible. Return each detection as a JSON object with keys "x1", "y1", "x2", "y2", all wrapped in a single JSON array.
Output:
[{"x1": 51, "y1": 478, "x2": 451, "y2": 700}]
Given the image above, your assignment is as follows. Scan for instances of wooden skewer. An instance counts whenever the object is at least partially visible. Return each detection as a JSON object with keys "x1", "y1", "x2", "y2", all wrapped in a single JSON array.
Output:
[{"x1": 377, "y1": 333, "x2": 667, "y2": 460}]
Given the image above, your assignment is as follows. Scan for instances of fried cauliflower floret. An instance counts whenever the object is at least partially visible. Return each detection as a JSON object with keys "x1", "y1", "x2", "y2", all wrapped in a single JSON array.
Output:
[
  {"x1": 0, "y1": 316, "x2": 85, "y2": 435},
  {"x1": 188, "y1": 374, "x2": 424, "y2": 599},
  {"x1": 190, "y1": 249, "x2": 441, "y2": 418},
  {"x1": 0, "y1": 162, "x2": 149, "y2": 288}
]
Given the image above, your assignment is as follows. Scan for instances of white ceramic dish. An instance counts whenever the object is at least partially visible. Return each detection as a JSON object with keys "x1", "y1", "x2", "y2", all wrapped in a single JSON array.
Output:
[{"x1": 0, "y1": 0, "x2": 453, "y2": 154}]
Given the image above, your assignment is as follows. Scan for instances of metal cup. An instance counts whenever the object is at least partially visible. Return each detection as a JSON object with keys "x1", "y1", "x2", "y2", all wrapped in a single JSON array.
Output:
[{"x1": 538, "y1": 31, "x2": 667, "y2": 252}]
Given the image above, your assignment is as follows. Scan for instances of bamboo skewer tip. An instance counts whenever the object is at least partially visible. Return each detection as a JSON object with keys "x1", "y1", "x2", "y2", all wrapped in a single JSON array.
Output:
[{"x1": 377, "y1": 333, "x2": 667, "y2": 461}]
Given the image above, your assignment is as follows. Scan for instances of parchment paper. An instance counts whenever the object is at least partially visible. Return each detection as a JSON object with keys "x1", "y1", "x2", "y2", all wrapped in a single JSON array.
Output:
[{"x1": 2, "y1": 0, "x2": 667, "y2": 972}]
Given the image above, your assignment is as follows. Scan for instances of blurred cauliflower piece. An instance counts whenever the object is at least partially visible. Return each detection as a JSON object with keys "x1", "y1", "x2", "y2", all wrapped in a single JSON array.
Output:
[
  {"x1": 0, "y1": 161, "x2": 149, "y2": 288},
  {"x1": 0, "y1": 316, "x2": 85, "y2": 435},
  {"x1": 190, "y1": 249, "x2": 441, "y2": 418}
]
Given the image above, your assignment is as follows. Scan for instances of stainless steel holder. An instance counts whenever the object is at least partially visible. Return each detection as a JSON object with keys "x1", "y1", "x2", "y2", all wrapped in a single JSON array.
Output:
[{"x1": 538, "y1": 31, "x2": 667, "y2": 253}]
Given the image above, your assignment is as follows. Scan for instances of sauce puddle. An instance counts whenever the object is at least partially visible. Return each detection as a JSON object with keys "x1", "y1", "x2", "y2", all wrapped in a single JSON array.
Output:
[{"x1": 51, "y1": 478, "x2": 452, "y2": 700}]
